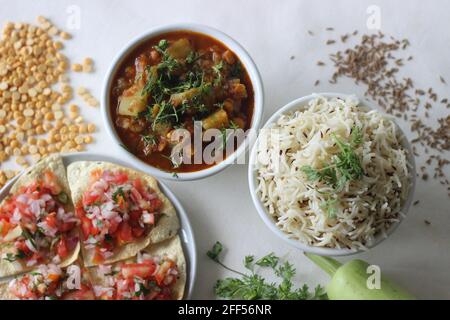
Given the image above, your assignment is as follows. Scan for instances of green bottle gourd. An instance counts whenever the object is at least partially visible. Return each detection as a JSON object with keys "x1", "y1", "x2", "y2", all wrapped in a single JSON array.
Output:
[{"x1": 305, "y1": 253, "x2": 415, "y2": 300}]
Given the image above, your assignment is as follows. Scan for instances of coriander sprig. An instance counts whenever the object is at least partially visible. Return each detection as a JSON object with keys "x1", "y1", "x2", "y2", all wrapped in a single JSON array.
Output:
[
  {"x1": 207, "y1": 242, "x2": 327, "y2": 300},
  {"x1": 301, "y1": 126, "x2": 364, "y2": 191}
]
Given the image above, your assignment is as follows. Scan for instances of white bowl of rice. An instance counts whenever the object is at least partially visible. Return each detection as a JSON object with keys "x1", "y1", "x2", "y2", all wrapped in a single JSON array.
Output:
[{"x1": 248, "y1": 93, "x2": 416, "y2": 256}]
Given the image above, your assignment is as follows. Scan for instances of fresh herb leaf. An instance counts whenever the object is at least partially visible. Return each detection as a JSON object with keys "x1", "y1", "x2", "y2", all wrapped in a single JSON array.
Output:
[
  {"x1": 3, "y1": 253, "x2": 16, "y2": 263},
  {"x1": 3, "y1": 250, "x2": 26, "y2": 263},
  {"x1": 301, "y1": 127, "x2": 364, "y2": 191},
  {"x1": 350, "y1": 126, "x2": 363, "y2": 146},
  {"x1": 154, "y1": 39, "x2": 169, "y2": 52},
  {"x1": 141, "y1": 134, "x2": 158, "y2": 148},
  {"x1": 255, "y1": 253, "x2": 279, "y2": 269},
  {"x1": 244, "y1": 255, "x2": 254, "y2": 271},
  {"x1": 212, "y1": 61, "x2": 224, "y2": 86},
  {"x1": 22, "y1": 229, "x2": 36, "y2": 249},
  {"x1": 320, "y1": 198, "x2": 338, "y2": 219},
  {"x1": 134, "y1": 282, "x2": 150, "y2": 297},
  {"x1": 207, "y1": 241, "x2": 223, "y2": 262},
  {"x1": 208, "y1": 242, "x2": 327, "y2": 300},
  {"x1": 112, "y1": 187, "x2": 125, "y2": 203},
  {"x1": 186, "y1": 51, "x2": 200, "y2": 64},
  {"x1": 57, "y1": 192, "x2": 68, "y2": 204}
]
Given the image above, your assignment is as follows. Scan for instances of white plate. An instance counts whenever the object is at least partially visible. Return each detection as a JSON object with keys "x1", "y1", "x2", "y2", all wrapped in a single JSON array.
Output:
[{"x1": 0, "y1": 152, "x2": 197, "y2": 299}]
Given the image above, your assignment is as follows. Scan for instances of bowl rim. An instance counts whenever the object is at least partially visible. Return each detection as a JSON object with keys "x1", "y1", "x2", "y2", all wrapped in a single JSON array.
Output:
[
  {"x1": 101, "y1": 23, "x2": 264, "y2": 181},
  {"x1": 248, "y1": 92, "x2": 417, "y2": 256},
  {"x1": 0, "y1": 152, "x2": 198, "y2": 299}
]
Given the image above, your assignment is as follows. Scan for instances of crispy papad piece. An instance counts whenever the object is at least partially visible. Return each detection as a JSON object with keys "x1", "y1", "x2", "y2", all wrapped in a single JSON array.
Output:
[
  {"x1": 89, "y1": 235, "x2": 186, "y2": 300},
  {"x1": 0, "y1": 277, "x2": 15, "y2": 300},
  {"x1": 0, "y1": 258, "x2": 92, "y2": 300},
  {"x1": 0, "y1": 155, "x2": 80, "y2": 278},
  {"x1": 66, "y1": 161, "x2": 180, "y2": 267}
]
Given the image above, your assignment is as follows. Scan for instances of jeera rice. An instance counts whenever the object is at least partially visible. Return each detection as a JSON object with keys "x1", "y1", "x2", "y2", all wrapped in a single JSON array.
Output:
[{"x1": 255, "y1": 96, "x2": 412, "y2": 250}]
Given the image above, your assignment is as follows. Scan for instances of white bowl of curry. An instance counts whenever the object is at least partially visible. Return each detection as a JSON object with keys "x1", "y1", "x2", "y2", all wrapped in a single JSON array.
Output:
[{"x1": 102, "y1": 23, "x2": 264, "y2": 181}]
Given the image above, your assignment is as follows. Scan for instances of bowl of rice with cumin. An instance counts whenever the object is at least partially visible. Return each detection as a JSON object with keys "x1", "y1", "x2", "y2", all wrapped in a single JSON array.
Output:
[{"x1": 248, "y1": 93, "x2": 416, "y2": 256}]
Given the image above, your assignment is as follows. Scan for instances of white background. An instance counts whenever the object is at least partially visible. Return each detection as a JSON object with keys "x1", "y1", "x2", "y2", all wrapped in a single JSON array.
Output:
[{"x1": 1, "y1": 0, "x2": 449, "y2": 299}]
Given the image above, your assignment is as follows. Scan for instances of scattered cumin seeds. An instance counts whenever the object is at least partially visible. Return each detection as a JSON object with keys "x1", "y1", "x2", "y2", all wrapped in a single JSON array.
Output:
[
  {"x1": 424, "y1": 220, "x2": 431, "y2": 226},
  {"x1": 413, "y1": 200, "x2": 420, "y2": 206},
  {"x1": 317, "y1": 61, "x2": 325, "y2": 66},
  {"x1": 326, "y1": 40, "x2": 336, "y2": 45},
  {"x1": 440, "y1": 76, "x2": 446, "y2": 84}
]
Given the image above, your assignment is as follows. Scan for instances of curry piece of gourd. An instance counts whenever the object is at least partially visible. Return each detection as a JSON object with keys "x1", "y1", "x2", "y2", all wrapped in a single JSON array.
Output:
[
  {"x1": 202, "y1": 109, "x2": 229, "y2": 130},
  {"x1": 117, "y1": 83, "x2": 148, "y2": 116},
  {"x1": 169, "y1": 88, "x2": 200, "y2": 107},
  {"x1": 167, "y1": 38, "x2": 192, "y2": 60}
]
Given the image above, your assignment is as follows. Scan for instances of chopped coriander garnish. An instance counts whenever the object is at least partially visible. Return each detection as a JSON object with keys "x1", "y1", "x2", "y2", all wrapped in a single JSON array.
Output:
[
  {"x1": 320, "y1": 198, "x2": 338, "y2": 219},
  {"x1": 112, "y1": 187, "x2": 125, "y2": 203},
  {"x1": 141, "y1": 134, "x2": 158, "y2": 149},
  {"x1": 301, "y1": 126, "x2": 364, "y2": 191},
  {"x1": 57, "y1": 192, "x2": 68, "y2": 204}
]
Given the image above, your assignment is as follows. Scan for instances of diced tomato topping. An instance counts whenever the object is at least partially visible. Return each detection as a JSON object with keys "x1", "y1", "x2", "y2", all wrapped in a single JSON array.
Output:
[
  {"x1": 150, "y1": 198, "x2": 163, "y2": 211},
  {"x1": 45, "y1": 213, "x2": 57, "y2": 229},
  {"x1": 65, "y1": 236, "x2": 79, "y2": 251},
  {"x1": 128, "y1": 210, "x2": 142, "y2": 227},
  {"x1": 56, "y1": 237, "x2": 69, "y2": 258},
  {"x1": 155, "y1": 260, "x2": 175, "y2": 286},
  {"x1": 93, "y1": 247, "x2": 104, "y2": 264},
  {"x1": 82, "y1": 192, "x2": 100, "y2": 206},
  {"x1": 132, "y1": 226, "x2": 145, "y2": 238},
  {"x1": 121, "y1": 262, "x2": 156, "y2": 279},
  {"x1": 0, "y1": 220, "x2": 12, "y2": 237},
  {"x1": 110, "y1": 171, "x2": 128, "y2": 184},
  {"x1": 108, "y1": 218, "x2": 120, "y2": 234},
  {"x1": 43, "y1": 171, "x2": 62, "y2": 195},
  {"x1": 116, "y1": 221, "x2": 132, "y2": 245},
  {"x1": 58, "y1": 221, "x2": 76, "y2": 233},
  {"x1": 80, "y1": 216, "x2": 92, "y2": 240}
]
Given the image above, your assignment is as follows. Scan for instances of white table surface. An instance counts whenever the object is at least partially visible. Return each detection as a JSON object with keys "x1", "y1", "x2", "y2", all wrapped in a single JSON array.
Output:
[{"x1": 1, "y1": 0, "x2": 449, "y2": 299}]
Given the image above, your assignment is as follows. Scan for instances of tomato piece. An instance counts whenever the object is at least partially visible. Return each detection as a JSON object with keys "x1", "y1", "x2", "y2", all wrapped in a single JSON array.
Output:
[
  {"x1": 155, "y1": 260, "x2": 174, "y2": 286},
  {"x1": 0, "y1": 220, "x2": 12, "y2": 237},
  {"x1": 128, "y1": 210, "x2": 142, "y2": 227},
  {"x1": 93, "y1": 247, "x2": 104, "y2": 264},
  {"x1": 150, "y1": 198, "x2": 162, "y2": 212},
  {"x1": 82, "y1": 192, "x2": 100, "y2": 206},
  {"x1": 80, "y1": 217, "x2": 92, "y2": 239},
  {"x1": 45, "y1": 213, "x2": 57, "y2": 229},
  {"x1": 121, "y1": 262, "x2": 156, "y2": 279},
  {"x1": 43, "y1": 171, "x2": 62, "y2": 195},
  {"x1": 110, "y1": 171, "x2": 128, "y2": 184},
  {"x1": 132, "y1": 178, "x2": 144, "y2": 194},
  {"x1": 132, "y1": 226, "x2": 145, "y2": 238},
  {"x1": 56, "y1": 237, "x2": 69, "y2": 258},
  {"x1": 65, "y1": 236, "x2": 79, "y2": 251},
  {"x1": 90, "y1": 169, "x2": 102, "y2": 181},
  {"x1": 15, "y1": 240, "x2": 32, "y2": 255},
  {"x1": 108, "y1": 218, "x2": 120, "y2": 234},
  {"x1": 58, "y1": 221, "x2": 76, "y2": 233},
  {"x1": 62, "y1": 288, "x2": 95, "y2": 300},
  {"x1": 116, "y1": 221, "x2": 133, "y2": 246}
]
